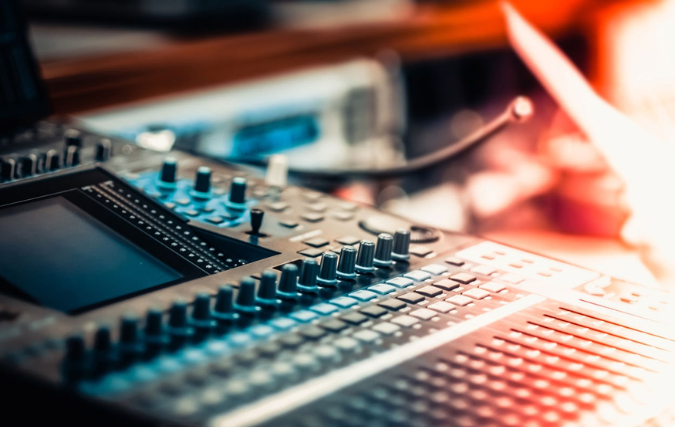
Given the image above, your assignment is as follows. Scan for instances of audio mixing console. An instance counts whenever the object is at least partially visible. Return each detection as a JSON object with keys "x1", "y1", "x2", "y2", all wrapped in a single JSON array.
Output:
[{"x1": 2, "y1": 122, "x2": 675, "y2": 427}]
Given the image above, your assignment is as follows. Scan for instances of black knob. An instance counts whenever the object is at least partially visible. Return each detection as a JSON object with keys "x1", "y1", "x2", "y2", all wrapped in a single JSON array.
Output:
[
  {"x1": 317, "y1": 252, "x2": 338, "y2": 287},
  {"x1": 298, "y1": 258, "x2": 319, "y2": 293},
  {"x1": 235, "y1": 277, "x2": 259, "y2": 315},
  {"x1": 96, "y1": 138, "x2": 112, "y2": 162},
  {"x1": 392, "y1": 229, "x2": 411, "y2": 261},
  {"x1": 62, "y1": 334, "x2": 87, "y2": 382},
  {"x1": 92, "y1": 325, "x2": 113, "y2": 375},
  {"x1": 0, "y1": 157, "x2": 16, "y2": 181},
  {"x1": 167, "y1": 300, "x2": 194, "y2": 348},
  {"x1": 45, "y1": 149, "x2": 60, "y2": 171},
  {"x1": 277, "y1": 264, "x2": 299, "y2": 300},
  {"x1": 144, "y1": 307, "x2": 168, "y2": 353},
  {"x1": 257, "y1": 270, "x2": 278, "y2": 306},
  {"x1": 193, "y1": 166, "x2": 212, "y2": 195},
  {"x1": 213, "y1": 285, "x2": 235, "y2": 323},
  {"x1": 337, "y1": 246, "x2": 357, "y2": 280},
  {"x1": 64, "y1": 129, "x2": 82, "y2": 147},
  {"x1": 192, "y1": 293, "x2": 216, "y2": 327},
  {"x1": 374, "y1": 233, "x2": 394, "y2": 268},
  {"x1": 249, "y1": 209, "x2": 264, "y2": 235},
  {"x1": 64, "y1": 145, "x2": 80, "y2": 167},
  {"x1": 228, "y1": 177, "x2": 247, "y2": 207},
  {"x1": 20, "y1": 153, "x2": 37, "y2": 177},
  {"x1": 119, "y1": 313, "x2": 143, "y2": 365},
  {"x1": 159, "y1": 157, "x2": 177, "y2": 185},
  {"x1": 356, "y1": 241, "x2": 375, "y2": 274}
]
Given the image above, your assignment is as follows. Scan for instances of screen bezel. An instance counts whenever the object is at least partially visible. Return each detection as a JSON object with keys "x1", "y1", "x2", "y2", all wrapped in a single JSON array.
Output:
[{"x1": 0, "y1": 189, "x2": 206, "y2": 314}]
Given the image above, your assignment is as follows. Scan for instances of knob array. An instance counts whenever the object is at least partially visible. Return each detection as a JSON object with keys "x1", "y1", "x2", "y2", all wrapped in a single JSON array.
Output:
[{"x1": 61, "y1": 232, "x2": 410, "y2": 381}]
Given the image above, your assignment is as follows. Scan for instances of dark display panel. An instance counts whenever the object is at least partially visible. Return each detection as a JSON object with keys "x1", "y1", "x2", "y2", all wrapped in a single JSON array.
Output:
[{"x1": 0, "y1": 195, "x2": 182, "y2": 313}]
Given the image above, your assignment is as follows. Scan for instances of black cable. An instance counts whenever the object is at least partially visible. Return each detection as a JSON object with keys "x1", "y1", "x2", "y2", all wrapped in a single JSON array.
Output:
[{"x1": 262, "y1": 96, "x2": 534, "y2": 180}]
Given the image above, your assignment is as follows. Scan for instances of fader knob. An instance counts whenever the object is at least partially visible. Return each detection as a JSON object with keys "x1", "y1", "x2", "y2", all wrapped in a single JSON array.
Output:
[
  {"x1": 277, "y1": 264, "x2": 299, "y2": 300},
  {"x1": 317, "y1": 252, "x2": 338, "y2": 287},
  {"x1": 213, "y1": 285, "x2": 235, "y2": 323},
  {"x1": 1, "y1": 157, "x2": 16, "y2": 180},
  {"x1": 193, "y1": 166, "x2": 212, "y2": 195},
  {"x1": 257, "y1": 270, "x2": 278, "y2": 306},
  {"x1": 374, "y1": 233, "x2": 394, "y2": 268},
  {"x1": 95, "y1": 138, "x2": 112, "y2": 162},
  {"x1": 20, "y1": 153, "x2": 37, "y2": 177},
  {"x1": 235, "y1": 277, "x2": 259, "y2": 314},
  {"x1": 265, "y1": 154, "x2": 288, "y2": 189},
  {"x1": 159, "y1": 157, "x2": 177, "y2": 185},
  {"x1": 228, "y1": 177, "x2": 247, "y2": 207},
  {"x1": 249, "y1": 209, "x2": 264, "y2": 236},
  {"x1": 64, "y1": 145, "x2": 80, "y2": 167},
  {"x1": 46, "y1": 149, "x2": 60, "y2": 171},
  {"x1": 356, "y1": 241, "x2": 375, "y2": 274},
  {"x1": 64, "y1": 129, "x2": 82, "y2": 147},
  {"x1": 298, "y1": 259, "x2": 319, "y2": 293},
  {"x1": 392, "y1": 229, "x2": 411, "y2": 261},
  {"x1": 336, "y1": 246, "x2": 357, "y2": 280}
]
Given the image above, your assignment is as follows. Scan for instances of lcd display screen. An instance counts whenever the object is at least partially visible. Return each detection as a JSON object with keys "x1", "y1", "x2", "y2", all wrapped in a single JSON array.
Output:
[{"x1": 0, "y1": 196, "x2": 182, "y2": 313}]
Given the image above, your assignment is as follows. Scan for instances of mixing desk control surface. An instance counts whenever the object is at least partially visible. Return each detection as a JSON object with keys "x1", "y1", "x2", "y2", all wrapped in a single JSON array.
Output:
[{"x1": 2, "y1": 123, "x2": 675, "y2": 427}]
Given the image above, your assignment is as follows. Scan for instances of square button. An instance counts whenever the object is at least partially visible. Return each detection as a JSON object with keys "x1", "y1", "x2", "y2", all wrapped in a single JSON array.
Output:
[
  {"x1": 433, "y1": 279, "x2": 460, "y2": 291},
  {"x1": 404, "y1": 270, "x2": 432, "y2": 282},
  {"x1": 298, "y1": 248, "x2": 323, "y2": 258},
  {"x1": 397, "y1": 292, "x2": 425, "y2": 304},
  {"x1": 334, "y1": 337, "x2": 359, "y2": 352},
  {"x1": 300, "y1": 326, "x2": 328, "y2": 340},
  {"x1": 321, "y1": 319, "x2": 349, "y2": 333},
  {"x1": 279, "y1": 334, "x2": 304, "y2": 349},
  {"x1": 446, "y1": 295, "x2": 473, "y2": 306},
  {"x1": 378, "y1": 299, "x2": 407, "y2": 311},
  {"x1": 360, "y1": 305, "x2": 388, "y2": 318},
  {"x1": 428, "y1": 301, "x2": 454, "y2": 313},
  {"x1": 416, "y1": 286, "x2": 443, "y2": 298},
  {"x1": 372, "y1": 322, "x2": 401, "y2": 335},
  {"x1": 387, "y1": 277, "x2": 414, "y2": 288},
  {"x1": 183, "y1": 209, "x2": 199, "y2": 217},
  {"x1": 410, "y1": 246, "x2": 432, "y2": 257},
  {"x1": 463, "y1": 288, "x2": 490, "y2": 300},
  {"x1": 333, "y1": 212, "x2": 354, "y2": 221},
  {"x1": 280, "y1": 220, "x2": 299, "y2": 228},
  {"x1": 164, "y1": 202, "x2": 176, "y2": 209},
  {"x1": 175, "y1": 198, "x2": 190, "y2": 206},
  {"x1": 303, "y1": 237, "x2": 329, "y2": 248},
  {"x1": 291, "y1": 310, "x2": 320, "y2": 323},
  {"x1": 471, "y1": 265, "x2": 497, "y2": 276},
  {"x1": 340, "y1": 312, "x2": 369, "y2": 325},
  {"x1": 391, "y1": 315, "x2": 419, "y2": 327},
  {"x1": 449, "y1": 273, "x2": 477, "y2": 284},
  {"x1": 353, "y1": 329, "x2": 380, "y2": 343},
  {"x1": 479, "y1": 282, "x2": 507, "y2": 293},
  {"x1": 369, "y1": 284, "x2": 396, "y2": 295},
  {"x1": 444, "y1": 257, "x2": 465, "y2": 266},
  {"x1": 267, "y1": 202, "x2": 288, "y2": 212},
  {"x1": 302, "y1": 213, "x2": 324, "y2": 223},
  {"x1": 350, "y1": 290, "x2": 378, "y2": 301},
  {"x1": 421, "y1": 264, "x2": 448, "y2": 275},
  {"x1": 310, "y1": 303, "x2": 339, "y2": 316},
  {"x1": 336, "y1": 236, "x2": 360, "y2": 245},
  {"x1": 500, "y1": 273, "x2": 524, "y2": 284},
  {"x1": 271, "y1": 317, "x2": 297, "y2": 331},
  {"x1": 206, "y1": 216, "x2": 224, "y2": 225},
  {"x1": 308, "y1": 202, "x2": 327, "y2": 212},
  {"x1": 409, "y1": 308, "x2": 436, "y2": 320},
  {"x1": 330, "y1": 296, "x2": 359, "y2": 308}
]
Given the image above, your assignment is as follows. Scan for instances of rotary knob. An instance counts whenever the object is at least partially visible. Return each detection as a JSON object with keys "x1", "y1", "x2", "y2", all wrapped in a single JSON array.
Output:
[
  {"x1": 45, "y1": 149, "x2": 60, "y2": 171},
  {"x1": 19, "y1": 153, "x2": 38, "y2": 177},
  {"x1": 167, "y1": 300, "x2": 194, "y2": 349},
  {"x1": 193, "y1": 166, "x2": 212, "y2": 195},
  {"x1": 144, "y1": 307, "x2": 168, "y2": 355},
  {"x1": 374, "y1": 233, "x2": 394, "y2": 268},
  {"x1": 95, "y1": 139, "x2": 112, "y2": 162},
  {"x1": 317, "y1": 252, "x2": 338, "y2": 287},
  {"x1": 235, "y1": 277, "x2": 259, "y2": 315},
  {"x1": 337, "y1": 246, "x2": 357, "y2": 280},
  {"x1": 191, "y1": 293, "x2": 216, "y2": 336},
  {"x1": 159, "y1": 157, "x2": 177, "y2": 186},
  {"x1": 298, "y1": 259, "x2": 319, "y2": 293},
  {"x1": 213, "y1": 285, "x2": 235, "y2": 324},
  {"x1": 228, "y1": 177, "x2": 247, "y2": 208},
  {"x1": 118, "y1": 314, "x2": 144, "y2": 366},
  {"x1": 356, "y1": 241, "x2": 375, "y2": 274},
  {"x1": 257, "y1": 270, "x2": 278, "y2": 307},
  {"x1": 277, "y1": 264, "x2": 299, "y2": 301},
  {"x1": 392, "y1": 229, "x2": 411, "y2": 261}
]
